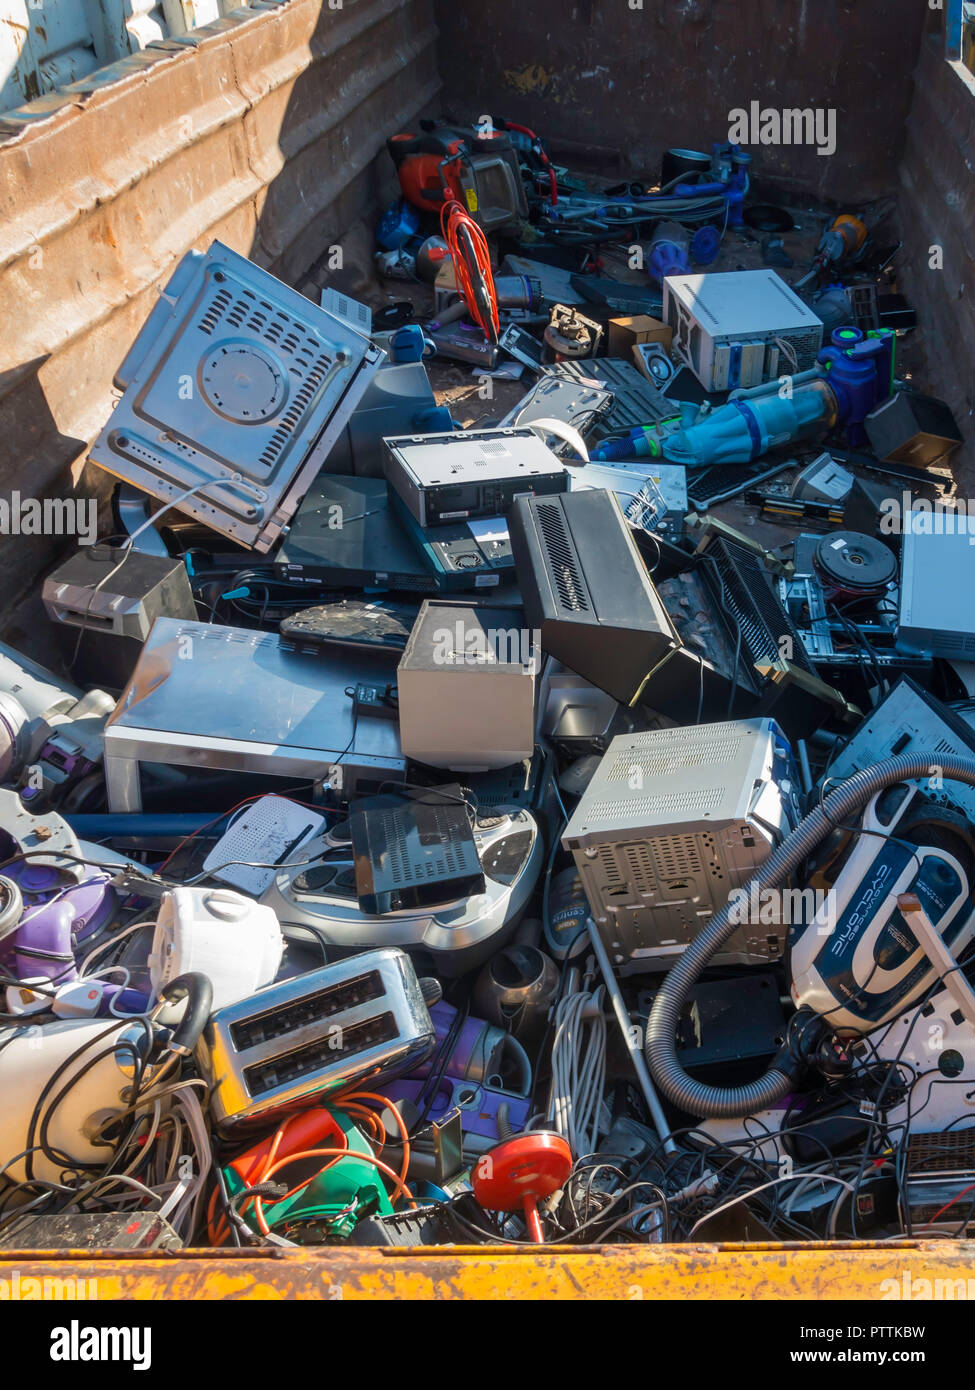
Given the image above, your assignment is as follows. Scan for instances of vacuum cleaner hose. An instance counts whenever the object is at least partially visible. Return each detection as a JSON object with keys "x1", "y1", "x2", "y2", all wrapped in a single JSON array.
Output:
[{"x1": 644, "y1": 754, "x2": 975, "y2": 1118}]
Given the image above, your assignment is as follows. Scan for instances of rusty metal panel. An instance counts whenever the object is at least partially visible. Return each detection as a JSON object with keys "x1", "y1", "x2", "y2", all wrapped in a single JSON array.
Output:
[
  {"x1": 433, "y1": 0, "x2": 927, "y2": 205},
  {"x1": 1, "y1": 1241, "x2": 975, "y2": 1300}
]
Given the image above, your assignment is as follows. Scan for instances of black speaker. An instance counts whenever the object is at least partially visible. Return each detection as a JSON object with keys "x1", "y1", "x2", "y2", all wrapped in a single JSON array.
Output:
[
  {"x1": 508, "y1": 489, "x2": 684, "y2": 707},
  {"x1": 509, "y1": 489, "x2": 853, "y2": 738},
  {"x1": 865, "y1": 391, "x2": 962, "y2": 469}
]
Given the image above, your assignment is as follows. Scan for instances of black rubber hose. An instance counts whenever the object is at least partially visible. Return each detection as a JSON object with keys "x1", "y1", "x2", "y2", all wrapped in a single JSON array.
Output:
[
  {"x1": 159, "y1": 972, "x2": 214, "y2": 1055},
  {"x1": 644, "y1": 754, "x2": 975, "y2": 1119}
]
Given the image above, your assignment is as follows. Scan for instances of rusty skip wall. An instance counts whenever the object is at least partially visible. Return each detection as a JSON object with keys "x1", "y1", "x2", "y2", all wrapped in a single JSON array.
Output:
[
  {"x1": 898, "y1": 20, "x2": 975, "y2": 464},
  {"x1": 433, "y1": 0, "x2": 927, "y2": 205},
  {"x1": 0, "y1": 0, "x2": 440, "y2": 607}
]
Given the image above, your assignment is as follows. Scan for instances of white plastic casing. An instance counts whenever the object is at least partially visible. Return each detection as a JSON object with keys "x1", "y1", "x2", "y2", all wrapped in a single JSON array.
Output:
[{"x1": 149, "y1": 886, "x2": 284, "y2": 1013}]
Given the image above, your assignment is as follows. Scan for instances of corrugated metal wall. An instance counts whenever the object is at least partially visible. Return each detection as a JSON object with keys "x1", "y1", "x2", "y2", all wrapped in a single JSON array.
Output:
[
  {"x1": 0, "y1": 0, "x2": 250, "y2": 114},
  {"x1": 0, "y1": 0, "x2": 440, "y2": 612}
]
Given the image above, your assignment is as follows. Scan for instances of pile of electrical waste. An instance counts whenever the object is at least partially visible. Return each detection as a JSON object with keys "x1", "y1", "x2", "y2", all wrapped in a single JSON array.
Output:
[{"x1": 2, "y1": 122, "x2": 973, "y2": 1252}]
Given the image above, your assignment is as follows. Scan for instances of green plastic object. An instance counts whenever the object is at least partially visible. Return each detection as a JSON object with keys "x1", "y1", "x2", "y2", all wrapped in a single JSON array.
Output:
[
  {"x1": 223, "y1": 1107, "x2": 395, "y2": 1241},
  {"x1": 867, "y1": 327, "x2": 897, "y2": 392}
]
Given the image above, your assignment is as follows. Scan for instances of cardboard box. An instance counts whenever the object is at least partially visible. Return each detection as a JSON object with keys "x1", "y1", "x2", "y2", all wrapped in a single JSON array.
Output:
[{"x1": 608, "y1": 314, "x2": 673, "y2": 358}]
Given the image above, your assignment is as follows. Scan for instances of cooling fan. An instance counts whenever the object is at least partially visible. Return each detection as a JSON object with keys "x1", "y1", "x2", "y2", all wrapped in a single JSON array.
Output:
[{"x1": 89, "y1": 242, "x2": 383, "y2": 551}]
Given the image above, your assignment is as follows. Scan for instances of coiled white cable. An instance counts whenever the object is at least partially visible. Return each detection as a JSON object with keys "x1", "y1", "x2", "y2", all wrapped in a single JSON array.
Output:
[{"x1": 547, "y1": 985, "x2": 607, "y2": 1157}]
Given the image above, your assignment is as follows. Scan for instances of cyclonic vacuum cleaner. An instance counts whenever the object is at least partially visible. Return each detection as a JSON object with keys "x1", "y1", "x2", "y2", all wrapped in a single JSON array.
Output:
[{"x1": 789, "y1": 783, "x2": 975, "y2": 1034}]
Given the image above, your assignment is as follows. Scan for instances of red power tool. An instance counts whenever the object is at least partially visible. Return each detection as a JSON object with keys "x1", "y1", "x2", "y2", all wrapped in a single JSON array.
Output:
[{"x1": 387, "y1": 122, "x2": 528, "y2": 234}]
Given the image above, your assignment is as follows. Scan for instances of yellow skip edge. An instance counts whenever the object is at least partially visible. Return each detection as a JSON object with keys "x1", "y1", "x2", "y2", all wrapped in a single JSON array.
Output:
[{"x1": 0, "y1": 1241, "x2": 972, "y2": 1300}]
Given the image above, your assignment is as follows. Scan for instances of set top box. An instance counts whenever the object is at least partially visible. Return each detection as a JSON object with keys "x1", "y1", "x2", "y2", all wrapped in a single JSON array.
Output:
[{"x1": 383, "y1": 428, "x2": 567, "y2": 529}]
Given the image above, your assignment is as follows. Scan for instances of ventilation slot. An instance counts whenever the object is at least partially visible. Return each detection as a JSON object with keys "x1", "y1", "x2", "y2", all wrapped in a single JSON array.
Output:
[
  {"x1": 605, "y1": 739, "x2": 741, "y2": 781},
  {"x1": 258, "y1": 355, "x2": 330, "y2": 470},
  {"x1": 226, "y1": 295, "x2": 254, "y2": 329},
  {"x1": 588, "y1": 787, "x2": 724, "y2": 821},
  {"x1": 198, "y1": 288, "x2": 234, "y2": 335},
  {"x1": 373, "y1": 805, "x2": 462, "y2": 885},
  {"x1": 595, "y1": 845, "x2": 625, "y2": 885},
  {"x1": 907, "y1": 1130, "x2": 975, "y2": 1171},
  {"x1": 706, "y1": 537, "x2": 814, "y2": 676},
  {"x1": 537, "y1": 502, "x2": 589, "y2": 614},
  {"x1": 651, "y1": 834, "x2": 703, "y2": 879},
  {"x1": 621, "y1": 842, "x2": 658, "y2": 892}
]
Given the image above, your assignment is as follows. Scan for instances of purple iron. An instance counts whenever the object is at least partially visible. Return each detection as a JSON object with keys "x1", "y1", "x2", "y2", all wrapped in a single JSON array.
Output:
[
  {"x1": 0, "y1": 859, "x2": 116, "y2": 987},
  {"x1": 380, "y1": 1001, "x2": 533, "y2": 1152}
]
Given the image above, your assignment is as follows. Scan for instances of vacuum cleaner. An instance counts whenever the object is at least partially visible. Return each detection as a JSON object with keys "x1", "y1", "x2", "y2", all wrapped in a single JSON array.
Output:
[
  {"x1": 660, "y1": 326, "x2": 897, "y2": 468},
  {"x1": 645, "y1": 755, "x2": 975, "y2": 1118}
]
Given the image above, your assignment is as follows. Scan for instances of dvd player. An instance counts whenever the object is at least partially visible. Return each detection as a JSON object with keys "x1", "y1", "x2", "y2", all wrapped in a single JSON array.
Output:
[
  {"x1": 384, "y1": 428, "x2": 567, "y2": 528},
  {"x1": 274, "y1": 475, "x2": 438, "y2": 593}
]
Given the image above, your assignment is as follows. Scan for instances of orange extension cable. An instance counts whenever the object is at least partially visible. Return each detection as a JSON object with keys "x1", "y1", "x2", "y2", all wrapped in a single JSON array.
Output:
[{"x1": 440, "y1": 198, "x2": 500, "y2": 342}]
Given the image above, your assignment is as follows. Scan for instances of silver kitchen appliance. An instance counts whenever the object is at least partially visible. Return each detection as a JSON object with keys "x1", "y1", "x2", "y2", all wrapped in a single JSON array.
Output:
[
  {"x1": 562, "y1": 719, "x2": 801, "y2": 973},
  {"x1": 197, "y1": 947, "x2": 436, "y2": 1129}
]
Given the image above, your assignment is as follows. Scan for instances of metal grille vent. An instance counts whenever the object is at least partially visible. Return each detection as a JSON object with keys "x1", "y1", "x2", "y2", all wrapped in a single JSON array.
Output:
[
  {"x1": 784, "y1": 327, "x2": 824, "y2": 370},
  {"x1": 595, "y1": 845, "x2": 625, "y2": 885},
  {"x1": 588, "y1": 787, "x2": 724, "y2": 821},
  {"x1": 907, "y1": 1130, "x2": 975, "y2": 1172},
  {"x1": 374, "y1": 805, "x2": 464, "y2": 885},
  {"x1": 258, "y1": 353, "x2": 331, "y2": 469},
  {"x1": 192, "y1": 278, "x2": 339, "y2": 470},
  {"x1": 199, "y1": 288, "x2": 234, "y2": 335},
  {"x1": 537, "y1": 501, "x2": 589, "y2": 614},
  {"x1": 705, "y1": 537, "x2": 814, "y2": 675},
  {"x1": 931, "y1": 632, "x2": 975, "y2": 656},
  {"x1": 197, "y1": 286, "x2": 322, "y2": 360},
  {"x1": 651, "y1": 833, "x2": 704, "y2": 878},
  {"x1": 605, "y1": 739, "x2": 741, "y2": 780},
  {"x1": 621, "y1": 842, "x2": 659, "y2": 892},
  {"x1": 322, "y1": 289, "x2": 372, "y2": 335}
]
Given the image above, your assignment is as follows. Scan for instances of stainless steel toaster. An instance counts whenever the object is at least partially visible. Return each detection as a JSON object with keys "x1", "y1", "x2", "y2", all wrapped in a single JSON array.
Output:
[{"x1": 196, "y1": 947, "x2": 436, "y2": 1129}]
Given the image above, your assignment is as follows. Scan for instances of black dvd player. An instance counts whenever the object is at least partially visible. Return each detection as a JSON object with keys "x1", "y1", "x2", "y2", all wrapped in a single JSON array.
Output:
[{"x1": 274, "y1": 475, "x2": 439, "y2": 593}]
